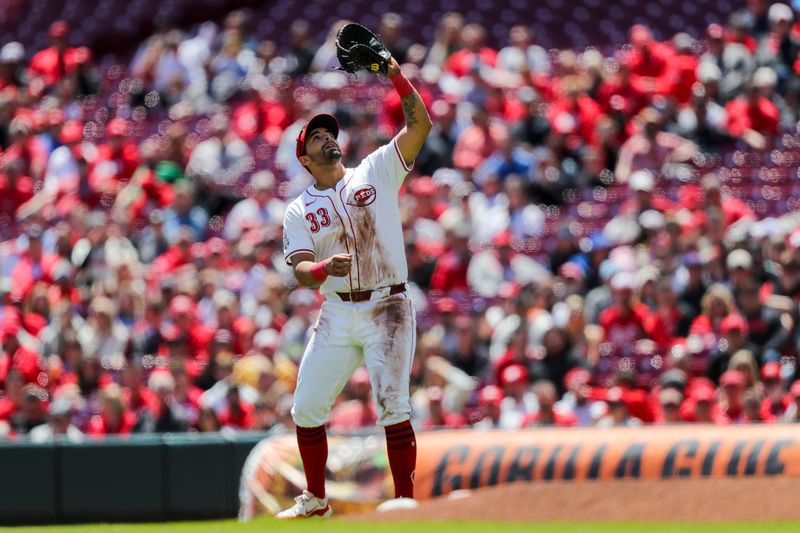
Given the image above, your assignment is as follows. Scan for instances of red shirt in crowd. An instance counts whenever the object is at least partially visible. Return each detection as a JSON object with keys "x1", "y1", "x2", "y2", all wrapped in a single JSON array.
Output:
[
  {"x1": 232, "y1": 97, "x2": 291, "y2": 145},
  {"x1": 724, "y1": 96, "x2": 779, "y2": 137},
  {"x1": 219, "y1": 401, "x2": 255, "y2": 430},
  {"x1": 89, "y1": 142, "x2": 140, "y2": 190},
  {"x1": 10, "y1": 251, "x2": 60, "y2": 301},
  {"x1": 87, "y1": 410, "x2": 137, "y2": 435},
  {"x1": 28, "y1": 46, "x2": 83, "y2": 86},
  {"x1": 0, "y1": 172, "x2": 34, "y2": 220},
  {"x1": 548, "y1": 94, "x2": 603, "y2": 143},
  {"x1": 599, "y1": 303, "x2": 651, "y2": 347},
  {"x1": 596, "y1": 74, "x2": 648, "y2": 116},
  {"x1": 445, "y1": 48, "x2": 498, "y2": 78},
  {"x1": 667, "y1": 53, "x2": 698, "y2": 104},
  {"x1": 429, "y1": 251, "x2": 470, "y2": 293}
]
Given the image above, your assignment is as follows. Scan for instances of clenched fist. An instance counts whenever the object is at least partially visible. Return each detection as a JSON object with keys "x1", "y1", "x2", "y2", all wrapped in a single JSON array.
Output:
[{"x1": 325, "y1": 253, "x2": 352, "y2": 277}]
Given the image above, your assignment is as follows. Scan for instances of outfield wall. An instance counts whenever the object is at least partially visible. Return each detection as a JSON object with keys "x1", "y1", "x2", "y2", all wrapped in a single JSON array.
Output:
[
  {"x1": 240, "y1": 425, "x2": 800, "y2": 520},
  {"x1": 0, "y1": 432, "x2": 267, "y2": 525}
]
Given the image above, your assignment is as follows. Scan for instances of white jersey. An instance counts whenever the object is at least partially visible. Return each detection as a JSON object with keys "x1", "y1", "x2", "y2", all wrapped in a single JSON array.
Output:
[{"x1": 283, "y1": 137, "x2": 413, "y2": 296}]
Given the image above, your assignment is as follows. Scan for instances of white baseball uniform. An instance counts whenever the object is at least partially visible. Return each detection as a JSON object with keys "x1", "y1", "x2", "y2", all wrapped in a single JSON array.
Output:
[{"x1": 282, "y1": 137, "x2": 416, "y2": 428}]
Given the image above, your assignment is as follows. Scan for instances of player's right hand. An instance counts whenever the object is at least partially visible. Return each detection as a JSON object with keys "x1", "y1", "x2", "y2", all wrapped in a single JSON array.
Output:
[{"x1": 325, "y1": 253, "x2": 352, "y2": 277}]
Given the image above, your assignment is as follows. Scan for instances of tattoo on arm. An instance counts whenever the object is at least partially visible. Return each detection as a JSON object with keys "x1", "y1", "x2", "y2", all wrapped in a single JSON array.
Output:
[{"x1": 401, "y1": 94, "x2": 419, "y2": 127}]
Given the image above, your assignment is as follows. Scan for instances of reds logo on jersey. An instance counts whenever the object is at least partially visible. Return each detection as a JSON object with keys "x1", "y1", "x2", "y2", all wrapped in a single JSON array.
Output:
[{"x1": 347, "y1": 185, "x2": 377, "y2": 207}]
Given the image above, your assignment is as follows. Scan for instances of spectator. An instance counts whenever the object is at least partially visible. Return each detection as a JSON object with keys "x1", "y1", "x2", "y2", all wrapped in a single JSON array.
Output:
[
  {"x1": 690, "y1": 283, "x2": 739, "y2": 352},
  {"x1": 755, "y1": 4, "x2": 799, "y2": 87},
  {"x1": 420, "y1": 385, "x2": 467, "y2": 429},
  {"x1": 596, "y1": 386, "x2": 643, "y2": 427},
  {"x1": 87, "y1": 384, "x2": 137, "y2": 436},
  {"x1": 522, "y1": 379, "x2": 577, "y2": 427},
  {"x1": 28, "y1": 21, "x2": 83, "y2": 89},
  {"x1": 497, "y1": 364, "x2": 537, "y2": 429},
  {"x1": 429, "y1": 224, "x2": 472, "y2": 294},
  {"x1": 497, "y1": 25, "x2": 550, "y2": 76},
  {"x1": 88, "y1": 118, "x2": 140, "y2": 192},
  {"x1": 615, "y1": 108, "x2": 697, "y2": 182},
  {"x1": 717, "y1": 370, "x2": 747, "y2": 423},
  {"x1": 624, "y1": 24, "x2": 675, "y2": 95},
  {"x1": 530, "y1": 327, "x2": 587, "y2": 397},
  {"x1": 444, "y1": 315, "x2": 491, "y2": 383},
  {"x1": 555, "y1": 368, "x2": 603, "y2": 426},
  {"x1": 28, "y1": 396, "x2": 84, "y2": 442},
  {"x1": 224, "y1": 171, "x2": 284, "y2": 240},
  {"x1": 0, "y1": 42, "x2": 26, "y2": 91},
  {"x1": 760, "y1": 362, "x2": 791, "y2": 419},
  {"x1": 724, "y1": 81, "x2": 779, "y2": 147},
  {"x1": 186, "y1": 113, "x2": 253, "y2": 215},
  {"x1": 655, "y1": 388, "x2": 684, "y2": 424},
  {"x1": 284, "y1": 20, "x2": 315, "y2": 76},
  {"x1": 472, "y1": 385, "x2": 504, "y2": 429},
  {"x1": 425, "y1": 12, "x2": 464, "y2": 70},
  {"x1": 782, "y1": 381, "x2": 800, "y2": 423},
  {"x1": 700, "y1": 23, "x2": 755, "y2": 102},
  {"x1": 219, "y1": 386, "x2": 255, "y2": 430},
  {"x1": 599, "y1": 272, "x2": 652, "y2": 350},
  {"x1": 453, "y1": 104, "x2": 509, "y2": 173},
  {"x1": 162, "y1": 183, "x2": 209, "y2": 243},
  {"x1": 444, "y1": 23, "x2": 497, "y2": 78}
]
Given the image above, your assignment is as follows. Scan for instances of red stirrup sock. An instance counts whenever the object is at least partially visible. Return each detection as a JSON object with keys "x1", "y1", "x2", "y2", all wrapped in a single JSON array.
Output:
[
  {"x1": 384, "y1": 420, "x2": 416, "y2": 498},
  {"x1": 296, "y1": 425, "x2": 328, "y2": 498}
]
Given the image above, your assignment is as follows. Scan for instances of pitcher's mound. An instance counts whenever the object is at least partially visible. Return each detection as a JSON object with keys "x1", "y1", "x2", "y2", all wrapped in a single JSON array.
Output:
[{"x1": 352, "y1": 478, "x2": 800, "y2": 522}]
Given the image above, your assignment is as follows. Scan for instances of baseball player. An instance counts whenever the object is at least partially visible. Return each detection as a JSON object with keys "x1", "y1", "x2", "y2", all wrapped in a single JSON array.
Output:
[{"x1": 277, "y1": 54, "x2": 432, "y2": 518}]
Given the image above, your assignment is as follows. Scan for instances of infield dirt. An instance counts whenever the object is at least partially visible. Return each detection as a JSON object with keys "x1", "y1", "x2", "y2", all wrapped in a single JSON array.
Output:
[{"x1": 351, "y1": 478, "x2": 800, "y2": 522}]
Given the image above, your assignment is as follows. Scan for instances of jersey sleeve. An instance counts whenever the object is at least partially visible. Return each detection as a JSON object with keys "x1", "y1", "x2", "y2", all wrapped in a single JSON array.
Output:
[
  {"x1": 282, "y1": 200, "x2": 315, "y2": 266},
  {"x1": 361, "y1": 136, "x2": 415, "y2": 192}
]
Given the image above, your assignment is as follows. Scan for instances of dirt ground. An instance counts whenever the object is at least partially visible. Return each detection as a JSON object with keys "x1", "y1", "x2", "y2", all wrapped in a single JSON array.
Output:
[{"x1": 351, "y1": 478, "x2": 800, "y2": 522}]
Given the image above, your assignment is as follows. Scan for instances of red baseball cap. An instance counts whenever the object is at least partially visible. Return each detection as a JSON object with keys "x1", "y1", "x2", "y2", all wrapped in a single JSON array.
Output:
[
  {"x1": 60, "y1": 121, "x2": 83, "y2": 144},
  {"x1": 692, "y1": 385, "x2": 716, "y2": 403},
  {"x1": 721, "y1": 314, "x2": 748, "y2": 335},
  {"x1": 564, "y1": 368, "x2": 591, "y2": 389},
  {"x1": 500, "y1": 364, "x2": 529, "y2": 386},
  {"x1": 295, "y1": 113, "x2": 339, "y2": 160},
  {"x1": 761, "y1": 362, "x2": 781, "y2": 381},
  {"x1": 720, "y1": 370, "x2": 746, "y2": 388},
  {"x1": 479, "y1": 385, "x2": 504, "y2": 406},
  {"x1": 106, "y1": 118, "x2": 130, "y2": 137}
]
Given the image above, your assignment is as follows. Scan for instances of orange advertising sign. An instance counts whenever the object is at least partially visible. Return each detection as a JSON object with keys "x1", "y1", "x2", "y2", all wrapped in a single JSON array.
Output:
[
  {"x1": 414, "y1": 425, "x2": 800, "y2": 498},
  {"x1": 239, "y1": 424, "x2": 800, "y2": 519}
]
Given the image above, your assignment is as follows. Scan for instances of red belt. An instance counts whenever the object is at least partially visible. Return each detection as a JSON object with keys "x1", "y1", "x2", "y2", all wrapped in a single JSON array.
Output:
[{"x1": 336, "y1": 283, "x2": 406, "y2": 302}]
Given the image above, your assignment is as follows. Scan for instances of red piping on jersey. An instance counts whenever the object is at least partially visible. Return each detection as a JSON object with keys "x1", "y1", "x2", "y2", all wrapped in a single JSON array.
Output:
[
  {"x1": 338, "y1": 171, "x2": 362, "y2": 290},
  {"x1": 306, "y1": 188, "x2": 354, "y2": 292},
  {"x1": 393, "y1": 139, "x2": 412, "y2": 172}
]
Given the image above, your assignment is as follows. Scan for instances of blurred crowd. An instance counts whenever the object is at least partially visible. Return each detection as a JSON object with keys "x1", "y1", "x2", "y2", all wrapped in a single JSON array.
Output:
[{"x1": 3, "y1": 1, "x2": 800, "y2": 441}]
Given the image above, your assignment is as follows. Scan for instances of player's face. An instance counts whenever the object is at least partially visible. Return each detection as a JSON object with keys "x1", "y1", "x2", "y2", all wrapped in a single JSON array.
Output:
[{"x1": 304, "y1": 127, "x2": 341, "y2": 165}]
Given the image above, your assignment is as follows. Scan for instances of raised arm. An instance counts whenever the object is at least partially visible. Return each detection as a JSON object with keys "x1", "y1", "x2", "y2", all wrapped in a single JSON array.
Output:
[{"x1": 388, "y1": 57, "x2": 432, "y2": 168}]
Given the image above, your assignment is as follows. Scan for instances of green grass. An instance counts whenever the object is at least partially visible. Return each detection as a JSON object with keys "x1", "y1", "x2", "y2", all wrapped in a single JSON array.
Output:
[{"x1": 3, "y1": 520, "x2": 800, "y2": 532}]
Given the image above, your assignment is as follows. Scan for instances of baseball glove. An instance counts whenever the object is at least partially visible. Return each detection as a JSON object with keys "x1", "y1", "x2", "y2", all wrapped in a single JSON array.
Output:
[{"x1": 335, "y1": 23, "x2": 391, "y2": 76}]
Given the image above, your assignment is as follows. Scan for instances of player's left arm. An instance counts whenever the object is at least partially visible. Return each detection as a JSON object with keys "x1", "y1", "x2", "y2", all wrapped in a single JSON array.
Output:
[{"x1": 388, "y1": 57, "x2": 432, "y2": 168}]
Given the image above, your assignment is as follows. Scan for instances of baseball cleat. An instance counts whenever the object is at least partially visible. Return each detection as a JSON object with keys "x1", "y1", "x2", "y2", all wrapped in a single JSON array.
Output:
[{"x1": 275, "y1": 490, "x2": 332, "y2": 519}]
